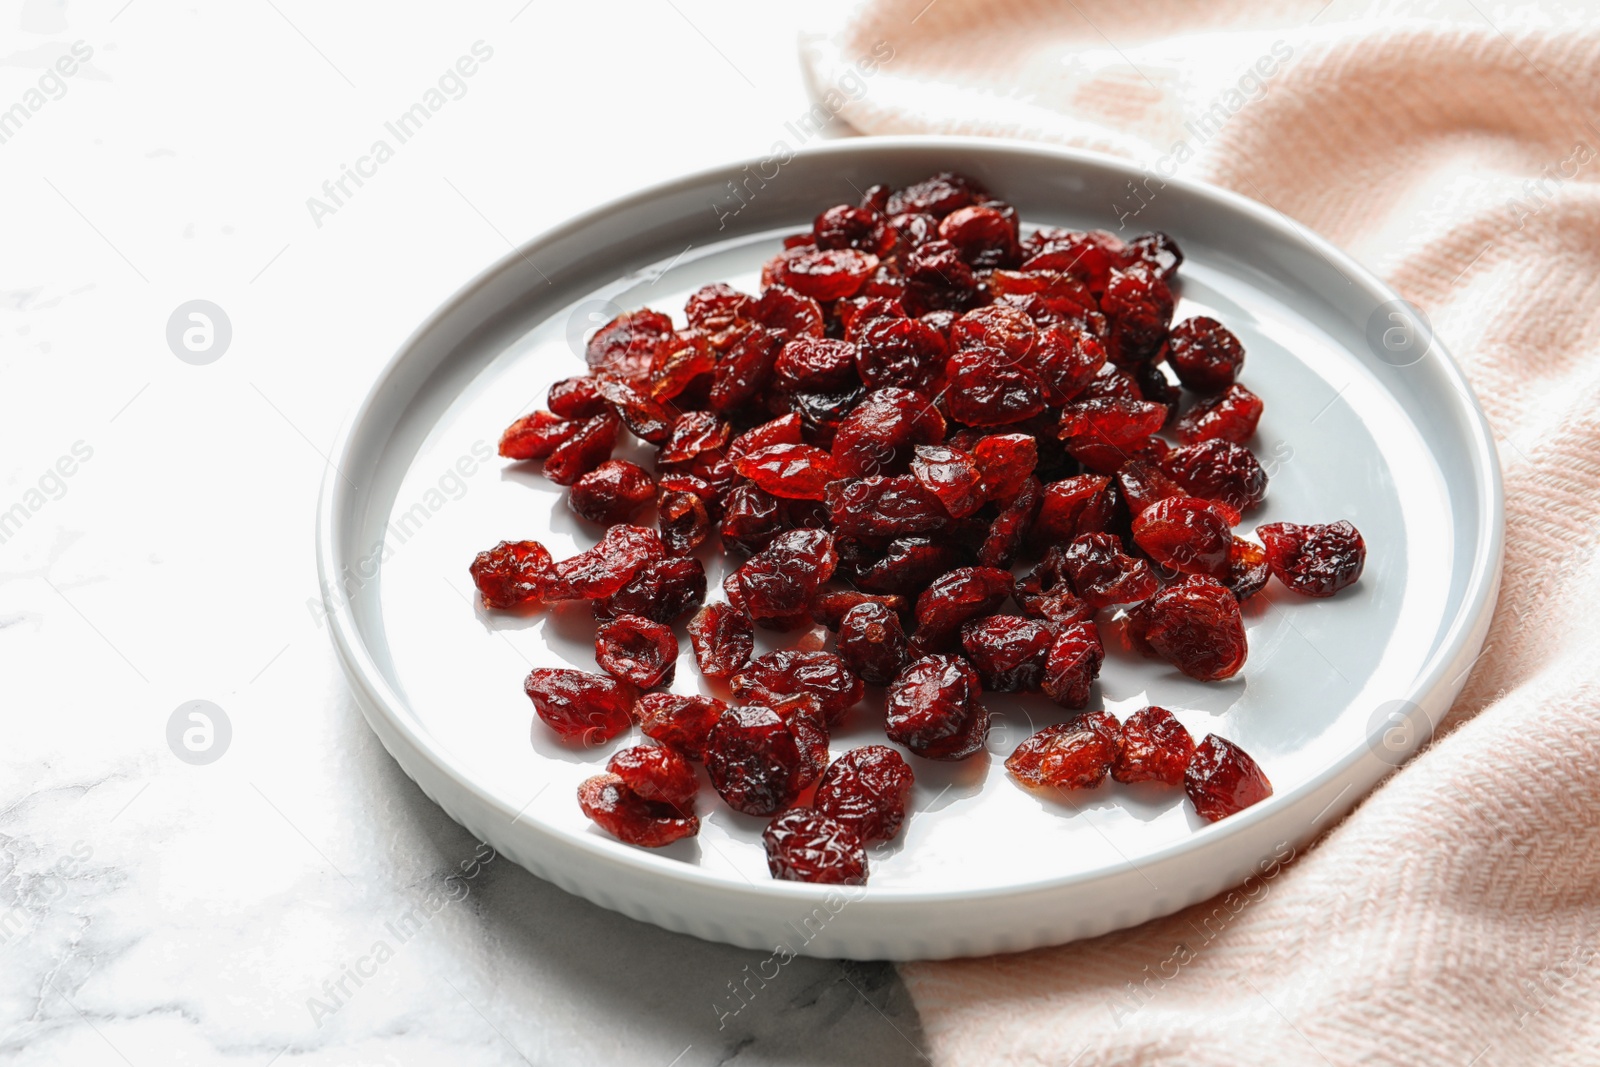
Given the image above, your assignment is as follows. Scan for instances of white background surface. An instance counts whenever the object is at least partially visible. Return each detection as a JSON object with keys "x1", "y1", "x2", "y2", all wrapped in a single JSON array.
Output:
[{"x1": 0, "y1": 1, "x2": 928, "y2": 1063}]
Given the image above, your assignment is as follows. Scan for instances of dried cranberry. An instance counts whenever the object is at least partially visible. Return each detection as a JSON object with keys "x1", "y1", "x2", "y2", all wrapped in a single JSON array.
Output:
[
  {"x1": 553, "y1": 524, "x2": 663, "y2": 600},
  {"x1": 728, "y1": 529, "x2": 837, "y2": 624},
  {"x1": 837, "y1": 601, "x2": 911, "y2": 686},
  {"x1": 1034, "y1": 327, "x2": 1108, "y2": 405},
  {"x1": 949, "y1": 305, "x2": 1036, "y2": 361},
  {"x1": 810, "y1": 591, "x2": 909, "y2": 629},
  {"x1": 945, "y1": 346, "x2": 1046, "y2": 427},
  {"x1": 970, "y1": 433, "x2": 1038, "y2": 500},
  {"x1": 978, "y1": 475, "x2": 1043, "y2": 569},
  {"x1": 939, "y1": 205, "x2": 1021, "y2": 268},
  {"x1": 1164, "y1": 317, "x2": 1244, "y2": 393},
  {"x1": 1060, "y1": 532, "x2": 1158, "y2": 608},
  {"x1": 914, "y1": 566, "x2": 1016, "y2": 649},
  {"x1": 826, "y1": 475, "x2": 949, "y2": 539},
  {"x1": 635, "y1": 692, "x2": 728, "y2": 760},
  {"x1": 1131, "y1": 496, "x2": 1235, "y2": 579},
  {"x1": 688, "y1": 603, "x2": 754, "y2": 679},
  {"x1": 658, "y1": 411, "x2": 730, "y2": 465},
  {"x1": 685, "y1": 282, "x2": 750, "y2": 335},
  {"x1": 1175, "y1": 384, "x2": 1264, "y2": 445},
  {"x1": 1005, "y1": 711, "x2": 1121, "y2": 789},
  {"x1": 910, "y1": 444, "x2": 985, "y2": 518},
  {"x1": 904, "y1": 240, "x2": 978, "y2": 299},
  {"x1": 586, "y1": 309, "x2": 675, "y2": 379},
  {"x1": 1112, "y1": 706, "x2": 1194, "y2": 786},
  {"x1": 470, "y1": 540, "x2": 556, "y2": 609},
  {"x1": 578, "y1": 773, "x2": 698, "y2": 847},
  {"x1": 886, "y1": 654, "x2": 989, "y2": 761},
  {"x1": 569, "y1": 459, "x2": 655, "y2": 525},
  {"x1": 499, "y1": 410, "x2": 579, "y2": 460},
  {"x1": 1041, "y1": 620, "x2": 1104, "y2": 709},
  {"x1": 764, "y1": 808, "x2": 868, "y2": 885},
  {"x1": 1059, "y1": 397, "x2": 1168, "y2": 449},
  {"x1": 887, "y1": 172, "x2": 981, "y2": 218},
  {"x1": 854, "y1": 317, "x2": 948, "y2": 392},
  {"x1": 595, "y1": 557, "x2": 705, "y2": 624},
  {"x1": 774, "y1": 337, "x2": 860, "y2": 393},
  {"x1": 596, "y1": 379, "x2": 674, "y2": 445},
  {"x1": 1123, "y1": 231, "x2": 1184, "y2": 279},
  {"x1": 1116, "y1": 459, "x2": 1186, "y2": 516},
  {"x1": 548, "y1": 376, "x2": 609, "y2": 419},
  {"x1": 1224, "y1": 538, "x2": 1272, "y2": 602},
  {"x1": 544, "y1": 411, "x2": 620, "y2": 486},
  {"x1": 733, "y1": 443, "x2": 841, "y2": 500},
  {"x1": 1163, "y1": 439, "x2": 1268, "y2": 512},
  {"x1": 720, "y1": 482, "x2": 784, "y2": 556},
  {"x1": 813, "y1": 745, "x2": 915, "y2": 844},
  {"x1": 731, "y1": 650, "x2": 864, "y2": 727},
  {"x1": 1185, "y1": 734, "x2": 1273, "y2": 822},
  {"x1": 1138, "y1": 575, "x2": 1248, "y2": 681},
  {"x1": 524, "y1": 668, "x2": 634, "y2": 745},
  {"x1": 847, "y1": 536, "x2": 971, "y2": 595},
  {"x1": 710, "y1": 327, "x2": 785, "y2": 415},
  {"x1": 750, "y1": 285, "x2": 825, "y2": 339},
  {"x1": 814, "y1": 204, "x2": 892, "y2": 255},
  {"x1": 770, "y1": 247, "x2": 880, "y2": 301},
  {"x1": 1101, "y1": 262, "x2": 1174, "y2": 362},
  {"x1": 1257, "y1": 521, "x2": 1366, "y2": 597},
  {"x1": 704, "y1": 705, "x2": 805, "y2": 816},
  {"x1": 833, "y1": 387, "x2": 946, "y2": 477},
  {"x1": 1032, "y1": 475, "x2": 1115, "y2": 549},
  {"x1": 594, "y1": 614, "x2": 678, "y2": 688},
  {"x1": 658, "y1": 489, "x2": 711, "y2": 556},
  {"x1": 650, "y1": 333, "x2": 717, "y2": 400},
  {"x1": 960, "y1": 615, "x2": 1053, "y2": 692},
  {"x1": 607, "y1": 746, "x2": 698, "y2": 811}
]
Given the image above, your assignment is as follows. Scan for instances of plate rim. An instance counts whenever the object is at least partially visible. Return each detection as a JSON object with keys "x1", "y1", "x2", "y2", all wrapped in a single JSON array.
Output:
[{"x1": 316, "y1": 135, "x2": 1504, "y2": 917}]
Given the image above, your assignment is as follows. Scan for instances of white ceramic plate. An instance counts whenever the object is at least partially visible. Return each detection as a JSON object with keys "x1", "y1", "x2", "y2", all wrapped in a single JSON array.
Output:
[{"x1": 317, "y1": 137, "x2": 1502, "y2": 960}]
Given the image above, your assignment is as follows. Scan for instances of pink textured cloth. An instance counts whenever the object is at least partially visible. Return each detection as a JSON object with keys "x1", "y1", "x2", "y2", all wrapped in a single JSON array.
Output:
[{"x1": 804, "y1": 3, "x2": 1600, "y2": 1064}]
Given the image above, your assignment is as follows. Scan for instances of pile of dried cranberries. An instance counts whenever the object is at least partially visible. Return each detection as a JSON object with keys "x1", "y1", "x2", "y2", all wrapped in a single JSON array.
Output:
[{"x1": 471, "y1": 172, "x2": 1367, "y2": 886}]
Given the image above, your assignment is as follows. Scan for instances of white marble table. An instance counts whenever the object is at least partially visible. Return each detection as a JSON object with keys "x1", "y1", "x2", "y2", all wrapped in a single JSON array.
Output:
[{"x1": 0, "y1": 2, "x2": 925, "y2": 1061}]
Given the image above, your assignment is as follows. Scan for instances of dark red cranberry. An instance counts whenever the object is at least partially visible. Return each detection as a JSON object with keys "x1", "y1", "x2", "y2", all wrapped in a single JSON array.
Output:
[
  {"x1": 813, "y1": 745, "x2": 915, "y2": 844},
  {"x1": 764, "y1": 808, "x2": 868, "y2": 884},
  {"x1": 1185, "y1": 734, "x2": 1273, "y2": 821},
  {"x1": 1257, "y1": 521, "x2": 1366, "y2": 597}
]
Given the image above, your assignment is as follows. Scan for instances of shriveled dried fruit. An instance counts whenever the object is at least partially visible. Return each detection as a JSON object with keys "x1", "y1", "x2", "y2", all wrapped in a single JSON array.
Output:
[
  {"x1": 770, "y1": 247, "x2": 880, "y2": 301},
  {"x1": 1041, "y1": 620, "x2": 1104, "y2": 709},
  {"x1": 731, "y1": 650, "x2": 864, "y2": 726},
  {"x1": 837, "y1": 601, "x2": 911, "y2": 686},
  {"x1": 1137, "y1": 575, "x2": 1248, "y2": 681},
  {"x1": 1223, "y1": 538, "x2": 1272, "y2": 602},
  {"x1": 764, "y1": 808, "x2": 868, "y2": 885},
  {"x1": 595, "y1": 614, "x2": 678, "y2": 688},
  {"x1": 579, "y1": 773, "x2": 698, "y2": 847},
  {"x1": 886, "y1": 654, "x2": 989, "y2": 761},
  {"x1": 978, "y1": 475, "x2": 1042, "y2": 569},
  {"x1": 946, "y1": 346, "x2": 1047, "y2": 427},
  {"x1": 1112, "y1": 706, "x2": 1195, "y2": 785},
  {"x1": 607, "y1": 746, "x2": 698, "y2": 810},
  {"x1": 1060, "y1": 532, "x2": 1158, "y2": 608},
  {"x1": 1164, "y1": 316, "x2": 1244, "y2": 393},
  {"x1": 774, "y1": 337, "x2": 860, "y2": 392},
  {"x1": 1132, "y1": 496, "x2": 1235, "y2": 579},
  {"x1": 569, "y1": 460, "x2": 655, "y2": 525},
  {"x1": 970, "y1": 433, "x2": 1038, "y2": 500},
  {"x1": 548, "y1": 375, "x2": 610, "y2": 419},
  {"x1": 910, "y1": 444, "x2": 985, "y2": 518},
  {"x1": 1175, "y1": 383, "x2": 1264, "y2": 445},
  {"x1": 846, "y1": 536, "x2": 971, "y2": 595},
  {"x1": 1005, "y1": 711, "x2": 1121, "y2": 790},
  {"x1": 832, "y1": 387, "x2": 946, "y2": 477},
  {"x1": 1257, "y1": 521, "x2": 1366, "y2": 597},
  {"x1": 1163, "y1": 439, "x2": 1268, "y2": 512},
  {"x1": 729, "y1": 529, "x2": 838, "y2": 623},
  {"x1": 525, "y1": 668, "x2": 634, "y2": 745},
  {"x1": 688, "y1": 603, "x2": 754, "y2": 679},
  {"x1": 470, "y1": 540, "x2": 556, "y2": 609},
  {"x1": 635, "y1": 692, "x2": 728, "y2": 760},
  {"x1": 586, "y1": 309, "x2": 675, "y2": 379},
  {"x1": 1185, "y1": 734, "x2": 1273, "y2": 822},
  {"x1": 751, "y1": 285, "x2": 825, "y2": 339},
  {"x1": 659, "y1": 411, "x2": 730, "y2": 465},
  {"x1": 705, "y1": 705, "x2": 805, "y2": 816},
  {"x1": 914, "y1": 566, "x2": 1016, "y2": 649},
  {"x1": 554, "y1": 524, "x2": 663, "y2": 600},
  {"x1": 811, "y1": 591, "x2": 909, "y2": 630},
  {"x1": 854, "y1": 317, "x2": 948, "y2": 391},
  {"x1": 827, "y1": 475, "x2": 949, "y2": 538},
  {"x1": 813, "y1": 745, "x2": 915, "y2": 844},
  {"x1": 595, "y1": 557, "x2": 705, "y2": 623},
  {"x1": 1032, "y1": 475, "x2": 1115, "y2": 549},
  {"x1": 1101, "y1": 262, "x2": 1174, "y2": 362},
  {"x1": 960, "y1": 614, "x2": 1053, "y2": 692},
  {"x1": 1116, "y1": 459, "x2": 1186, "y2": 517},
  {"x1": 499, "y1": 410, "x2": 579, "y2": 460},
  {"x1": 658, "y1": 489, "x2": 711, "y2": 556},
  {"x1": 544, "y1": 411, "x2": 621, "y2": 486},
  {"x1": 734, "y1": 443, "x2": 842, "y2": 500}
]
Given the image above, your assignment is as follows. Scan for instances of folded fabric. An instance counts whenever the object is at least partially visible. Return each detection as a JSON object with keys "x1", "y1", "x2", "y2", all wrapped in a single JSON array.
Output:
[{"x1": 803, "y1": 2, "x2": 1600, "y2": 1063}]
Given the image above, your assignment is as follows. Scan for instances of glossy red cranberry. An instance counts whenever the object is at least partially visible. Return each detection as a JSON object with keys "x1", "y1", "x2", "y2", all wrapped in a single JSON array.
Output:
[
  {"x1": 525, "y1": 669, "x2": 634, "y2": 745},
  {"x1": 969, "y1": 433, "x2": 1038, "y2": 501},
  {"x1": 704, "y1": 705, "x2": 805, "y2": 816},
  {"x1": 1137, "y1": 575, "x2": 1248, "y2": 681},
  {"x1": 728, "y1": 528, "x2": 837, "y2": 625},
  {"x1": 1185, "y1": 734, "x2": 1273, "y2": 821},
  {"x1": 887, "y1": 171, "x2": 984, "y2": 217},
  {"x1": 960, "y1": 615, "x2": 1053, "y2": 692},
  {"x1": 836, "y1": 601, "x2": 911, "y2": 686},
  {"x1": 1101, "y1": 262, "x2": 1174, "y2": 361},
  {"x1": 1034, "y1": 326, "x2": 1108, "y2": 405},
  {"x1": 569, "y1": 460, "x2": 655, "y2": 525},
  {"x1": 595, "y1": 557, "x2": 706, "y2": 624},
  {"x1": 949, "y1": 304, "x2": 1036, "y2": 361},
  {"x1": 548, "y1": 375, "x2": 610, "y2": 419},
  {"x1": 553, "y1": 524, "x2": 664, "y2": 600},
  {"x1": 1163, "y1": 439, "x2": 1268, "y2": 512},
  {"x1": 585, "y1": 309, "x2": 675, "y2": 379},
  {"x1": 607, "y1": 746, "x2": 698, "y2": 811},
  {"x1": 886, "y1": 654, "x2": 989, "y2": 761},
  {"x1": 813, "y1": 745, "x2": 916, "y2": 844},
  {"x1": 770, "y1": 247, "x2": 881, "y2": 301},
  {"x1": 731, "y1": 650, "x2": 864, "y2": 727},
  {"x1": 1112, "y1": 706, "x2": 1195, "y2": 785},
  {"x1": 658, "y1": 489, "x2": 711, "y2": 557},
  {"x1": 1060, "y1": 532, "x2": 1158, "y2": 608},
  {"x1": 945, "y1": 346, "x2": 1047, "y2": 427},
  {"x1": 814, "y1": 204, "x2": 892, "y2": 255},
  {"x1": 470, "y1": 540, "x2": 556, "y2": 609},
  {"x1": 832, "y1": 387, "x2": 946, "y2": 477},
  {"x1": 1257, "y1": 521, "x2": 1367, "y2": 597},
  {"x1": 499, "y1": 411, "x2": 579, "y2": 460},
  {"x1": 685, "y1": 282, "x2": 750, "y2": 336},
  {"x1": 978, "y1": 475, "x2": 1043, "y2": 569},
  {"x1": 1005, "y1": 711, "x2": 1121, "y2": 790},
  {"x1": 1032, "y1": 475, "x2": 1115, "y2": 549},
  {"x1": 733, "y1": 443, "x2": 842, "y2": 501},
  {"x1": 635, "y1": 692, "x2": 728, "y2": 760},
  {"x1": 826, "y1": 475, "x2": 949, "y2": 539},
  {"x1": 1223, "y1": 538, "x2": 1272, "y2": 602},
  {"x1": 685, "y1": 607, "x2": 752, "y2": 683},
  {"x1": 914, "y1": 566, "x2": 1016, "y2": 649},
  {"x1": 1041, "y1": 620, "x2": 1104, "y2": 709},
  {"x1": 1164, "y1": 316, "x2": 1244, "y2": 393},
  {"x1": 1132, "y1": 496, "x2": 1236, "y2": 579},
  {"x1": 1116, "y1": 459, "x2": 1186, "y2": 516},
  {"x1": 774, "y1": 337, "x2": 860, "y2": 392},
  {"x1": 764, "y1": 809, "x2": 868, "y2": 885},
  {"x1": 750, "y1": 285, "x2": 825, "y2": 339},
  {"x1": 595, "y1": 614, "x2": 678, "y2": 689},
  {"x1": 544, "y1": 411, "x2": 621, "y2": 486},
  {"x1": 1175, "y1": 384, "x2": 1264, "y2": 445},
  {"x1": 910, "y1": 444, "x2": 986, "y2": 518},
  {"x1": 579, "y1": 773, "x2": 698, "y2": 847}
]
